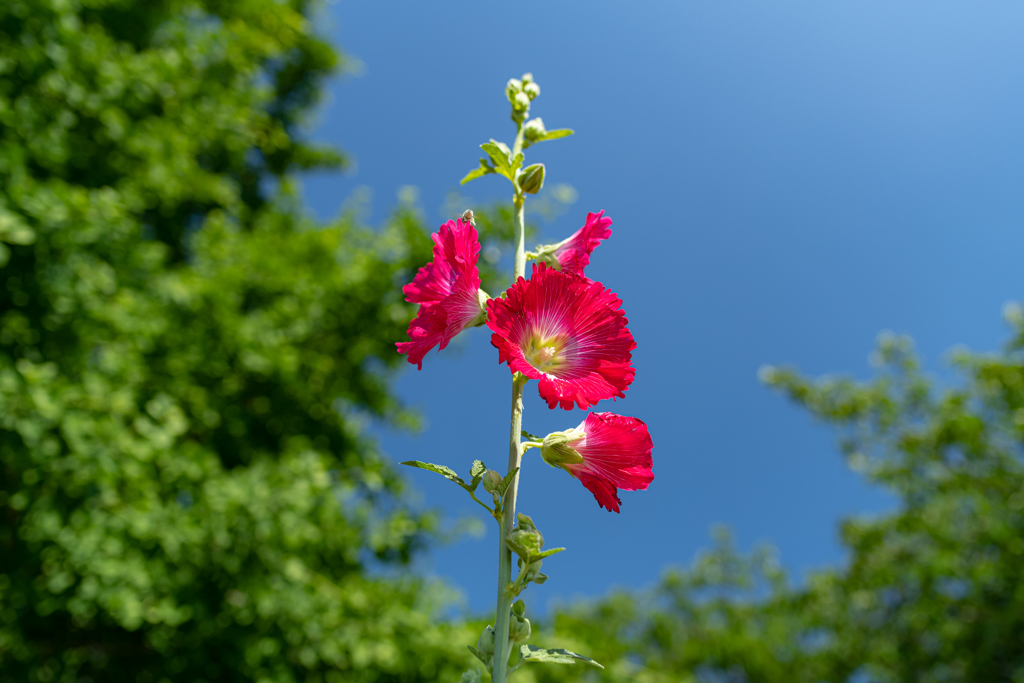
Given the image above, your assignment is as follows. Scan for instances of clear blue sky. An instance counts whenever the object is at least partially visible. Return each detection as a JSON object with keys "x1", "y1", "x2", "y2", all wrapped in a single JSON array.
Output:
[{"x1": 302, "y1": 1, "x2": 1024, "y2": 614}]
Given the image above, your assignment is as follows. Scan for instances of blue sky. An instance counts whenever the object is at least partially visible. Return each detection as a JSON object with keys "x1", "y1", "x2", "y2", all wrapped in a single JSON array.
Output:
[{"x1": 302, "y1": 1, "x2": 1024, "y2": 614}]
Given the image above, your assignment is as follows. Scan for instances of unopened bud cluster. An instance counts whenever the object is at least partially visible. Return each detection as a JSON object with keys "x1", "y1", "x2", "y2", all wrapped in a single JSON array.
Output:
[{"x1": 506, "y1": 72, "x2": 541, "y2": 122}]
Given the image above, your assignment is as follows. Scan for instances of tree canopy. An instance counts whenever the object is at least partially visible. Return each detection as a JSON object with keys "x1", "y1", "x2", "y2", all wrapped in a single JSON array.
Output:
[
  {"x1": 537, "y1": 324, "x2": 1024, "y2": 683},
  {"x1": 0, "y1": 1, "x2": 484, "y2": 680}
]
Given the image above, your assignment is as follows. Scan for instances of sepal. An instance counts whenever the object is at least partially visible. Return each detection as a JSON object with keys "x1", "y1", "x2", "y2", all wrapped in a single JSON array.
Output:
[{"x1": 540, "y1": 429, "x2": 586, "y2": 466}]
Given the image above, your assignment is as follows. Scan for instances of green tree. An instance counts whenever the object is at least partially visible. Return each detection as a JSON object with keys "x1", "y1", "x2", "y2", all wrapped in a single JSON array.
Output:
[
  {"x1": 0, "y1": 1, "x2": 485, "y2": 681},
  {"x1": 534, "y1": 319, "x2": 1024, "y2": 683}
]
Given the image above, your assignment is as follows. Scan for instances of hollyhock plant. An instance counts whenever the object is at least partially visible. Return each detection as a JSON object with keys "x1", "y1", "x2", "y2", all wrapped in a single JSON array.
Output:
[
  {"x1": 537, "y1": 412, "x2": 654, "y2": 513},
  {"x1": 396, "y1": 74, "x2": 654, "y2": 681},
  {"x1": 535, "y1": 210, "x2": 613, "y2": 277},
  {"x1": 487, "y1": 262, "x2": 635, "y2": 410},
  {"x1": 397, "y1": 217, "x2": 488, "y2": 369}
]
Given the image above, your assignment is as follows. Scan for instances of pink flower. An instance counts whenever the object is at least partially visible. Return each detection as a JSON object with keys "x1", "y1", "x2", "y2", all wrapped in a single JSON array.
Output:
[
  {"x1": 550, "y1": 210, "x2": 613, "y2": 277},
  {"x1": 541, "y1": 412, "x2": 654, "y2": 513},
  {"x1": 397, "y1": 219, "x2": 486, "y2": 369},
  {"x1": 487, "y1": 262, "x2": 636, "y2": 410}
]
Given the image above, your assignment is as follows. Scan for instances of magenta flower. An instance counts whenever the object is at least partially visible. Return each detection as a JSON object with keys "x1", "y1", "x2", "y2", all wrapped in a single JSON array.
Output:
[
  {"x1": 397, "y1": 218, "x2": 487, "y2": 369},
  {"x1": 541, "y1": 412, "x2": 654, "y2": 513},
  {"x1": 548, "y1": 210, "x2": 613, "y2": 277},
  {"x1": 487, "y1": 262, "x2": 636, "y2": 410}
]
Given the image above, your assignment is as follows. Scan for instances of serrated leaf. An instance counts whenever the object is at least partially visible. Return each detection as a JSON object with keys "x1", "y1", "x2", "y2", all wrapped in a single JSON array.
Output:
[
  {"x1": 400, "y1": 461, "x2": 467, "y2": 488},
  {"x1": 469, "y1": 460, "x2": 486, "y2": 488},
  {"x1": 481, "y1": 141, "x2": 513, "y2": 179},
  {"x1": 496, "y1": 467, "x2": 519, "y2": 497},
  {"x1": 519, "y1": 644, "x2": 603, "y2": 668},
  {"x1": 460, "y1": 158, "x2": 495, "y2": 185}
]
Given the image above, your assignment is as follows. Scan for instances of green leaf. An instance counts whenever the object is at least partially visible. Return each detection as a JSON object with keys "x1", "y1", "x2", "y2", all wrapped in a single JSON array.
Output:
[
  {"x1": 521, "y1": 430, "x2": 543, "y2": 442},
  {"x1": 400, "y1": 460, "x2": 467, "y2": 488},
  {"x1": 492, "y1": 140, "x2": 512, "y2": 158},
  {"x1": 460, "y1": 158, "x2": 495, "y2": 185},
  {"x1": 480, "y1": 141, "x2": 513, "y2": 179},
  {"x1": 538, "y1": 129, "x2": 574, "y2": 142},
  {"x1": 0, "y1": 207, "x2": 36, "y2": 245},
  {"x1": 519, "y1": 644, "x2": 603, "y2": 668},
  {"x1": 469, "y1": 460, "x2": 487, "y2": 489},
  {"x1": 496, "y1": 466, "x2": 519, "y2": 497}
]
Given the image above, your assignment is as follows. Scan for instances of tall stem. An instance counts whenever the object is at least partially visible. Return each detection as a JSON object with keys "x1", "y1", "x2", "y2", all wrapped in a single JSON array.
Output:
[{"x1": 493, "y1": 121, "x2": 527, "y2": 683}]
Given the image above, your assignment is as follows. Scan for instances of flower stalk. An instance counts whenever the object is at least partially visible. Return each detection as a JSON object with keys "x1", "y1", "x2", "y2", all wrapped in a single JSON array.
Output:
[{"x1": 396, "y1": 73, "x2": 652, "y2": 682}]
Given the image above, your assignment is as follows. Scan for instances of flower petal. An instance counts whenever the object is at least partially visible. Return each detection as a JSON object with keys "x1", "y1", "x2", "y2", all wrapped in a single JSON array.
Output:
[
  {"x1": 487, "y1": 263, "x2": 635, "y2": 410},
  {"x1": 397, "y1": 218, "x2": 484, "y2": 368},
  {"x1": 554, "y1": 210, "x2": 613, "y2": 277},
  {"x1": 563, "y1": 412, "x2": 654, "y2": 512}
]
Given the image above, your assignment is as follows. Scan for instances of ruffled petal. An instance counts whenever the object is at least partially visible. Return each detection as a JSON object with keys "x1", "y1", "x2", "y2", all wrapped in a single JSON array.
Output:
[
  {"x1": 397, "y1": 218, "x2": 484, "y2": 368},
  {"x1": 562, "y1": 412, "x2": 654, "y2": 512},
  {"x1": 554, "y1": 210, "x2": 613, "y2": 277},
  {"x1": 402, "y1": 218, "x2": 480, "y2": 305},
  {"x1": 486, "y1": 263, "x2": 635, "y2": 410},
  {"x1": 572, "y1": 468, "x2": 622, "y2": 512},
  {"x1": 396, "y1": 305, "x2": 448, "y2": 370}
]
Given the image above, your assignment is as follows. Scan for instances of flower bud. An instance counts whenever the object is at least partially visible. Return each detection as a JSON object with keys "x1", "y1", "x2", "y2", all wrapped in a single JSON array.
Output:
[
  {"x1": 506, "y1": 514, "x2": 544, "y2": 562},
  {"x1": 523, "y1": 117, "x2": 547, "y2": 142},
  {"x1": 524, "y1": 82, "x2": 540, "y2": 100},
  {"x1": 476, "y1": 625, "x2": 496, "y2": 656},
  {"x1": 541, "y1": 429, "x2": 586, "y2": 467},
  {"x1": 518, "y1": 556, "x2": 547, "y2": 584},
  {"x1": 519, "y1": 163, "x2": 545, "y2": 195},
  {"x1": 509, "y1": 614, "x2": 532, "y2": 644},
  {"x1": 521, "y1": 72, "x2": 534, "y2": 85},
  {"x1": 512, "y1": 91, "x2": 530, "y2": 112},
  {"x1": 506, "y1": 78, "x2": 523, "y2": 103},
  {"x1": 481, "y1": 469, "x2": 503, "y2": 493},
  {"x1": 512, "y1": 599, "x2": 526, "y2": 617}
]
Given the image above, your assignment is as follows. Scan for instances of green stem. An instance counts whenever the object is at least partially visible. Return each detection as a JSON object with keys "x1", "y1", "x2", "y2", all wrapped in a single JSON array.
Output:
[
  {"x1": 492, "y1": 149, "x2": 528, "y2": 681},
  {"x1": 492, "y1": 373, "x2": 525, "y2": 683}
]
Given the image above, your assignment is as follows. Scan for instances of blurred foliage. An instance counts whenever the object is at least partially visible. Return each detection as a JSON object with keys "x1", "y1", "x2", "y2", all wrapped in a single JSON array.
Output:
[
  {"x1": 0, "y1": 0, "x2": 493, "y2": 680},
  {"x1": 9, "y1": 1, "x2": 1024, "y2": 682},
  {"x1": 531, "y1": 325, "x2": 1024, "y2": 683}
]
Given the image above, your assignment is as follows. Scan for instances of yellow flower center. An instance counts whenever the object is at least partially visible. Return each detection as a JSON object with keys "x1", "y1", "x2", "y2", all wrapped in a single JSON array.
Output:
[{"x1": 526, "y1": 336, "x2": 568, "y2": 373}]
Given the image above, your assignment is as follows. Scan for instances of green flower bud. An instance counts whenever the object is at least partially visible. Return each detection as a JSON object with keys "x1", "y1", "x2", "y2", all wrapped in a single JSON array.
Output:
[
  {"x1": 506, "y1": 78, "x2": 523, "y2": 103},
  {"x1": 523, "y1": 117, "x2": 547, "y2": 142},
  {"x1": 481, "y1": 469, "x2": 502, "y2": 493},
  {"x1": 541, "y1": 429, "x2": 586, "y2": 467},
  {"x1": 524, "y1": 82, "x2": 541, "y2": 100},
  {"x1": 519, "y1": 163, "x2": 545, "y2": 195},
  {"x1": 521, "y1": 72, "x2": 534, "y2": 85},
  {"x1": 512, "y1": 599, "x2": 526, "y2": 617},
  {"x1": 506, "y1": 513, "x2": 544, "y2": 562},
  {"x1": 509, "y1": 614, "x2": 532, "y2": 644},
  {"x1": 518, "y1": 556, "x2": 547, "y2": 584},
  {"x1": 512, "y1": 91, "x2": 530, "y2": 112},
  {"x1": 476, "y1": 625, "x2": 496, "y2": 656}
]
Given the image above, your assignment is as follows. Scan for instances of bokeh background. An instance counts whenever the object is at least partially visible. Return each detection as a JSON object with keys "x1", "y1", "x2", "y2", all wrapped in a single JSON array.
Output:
[
  {"x1": 306, "y1": 1, "x2": 1024, "y2": 611},
  {"x1": 4, "y1": 1, "x2": 1024, "y2": 681}
]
